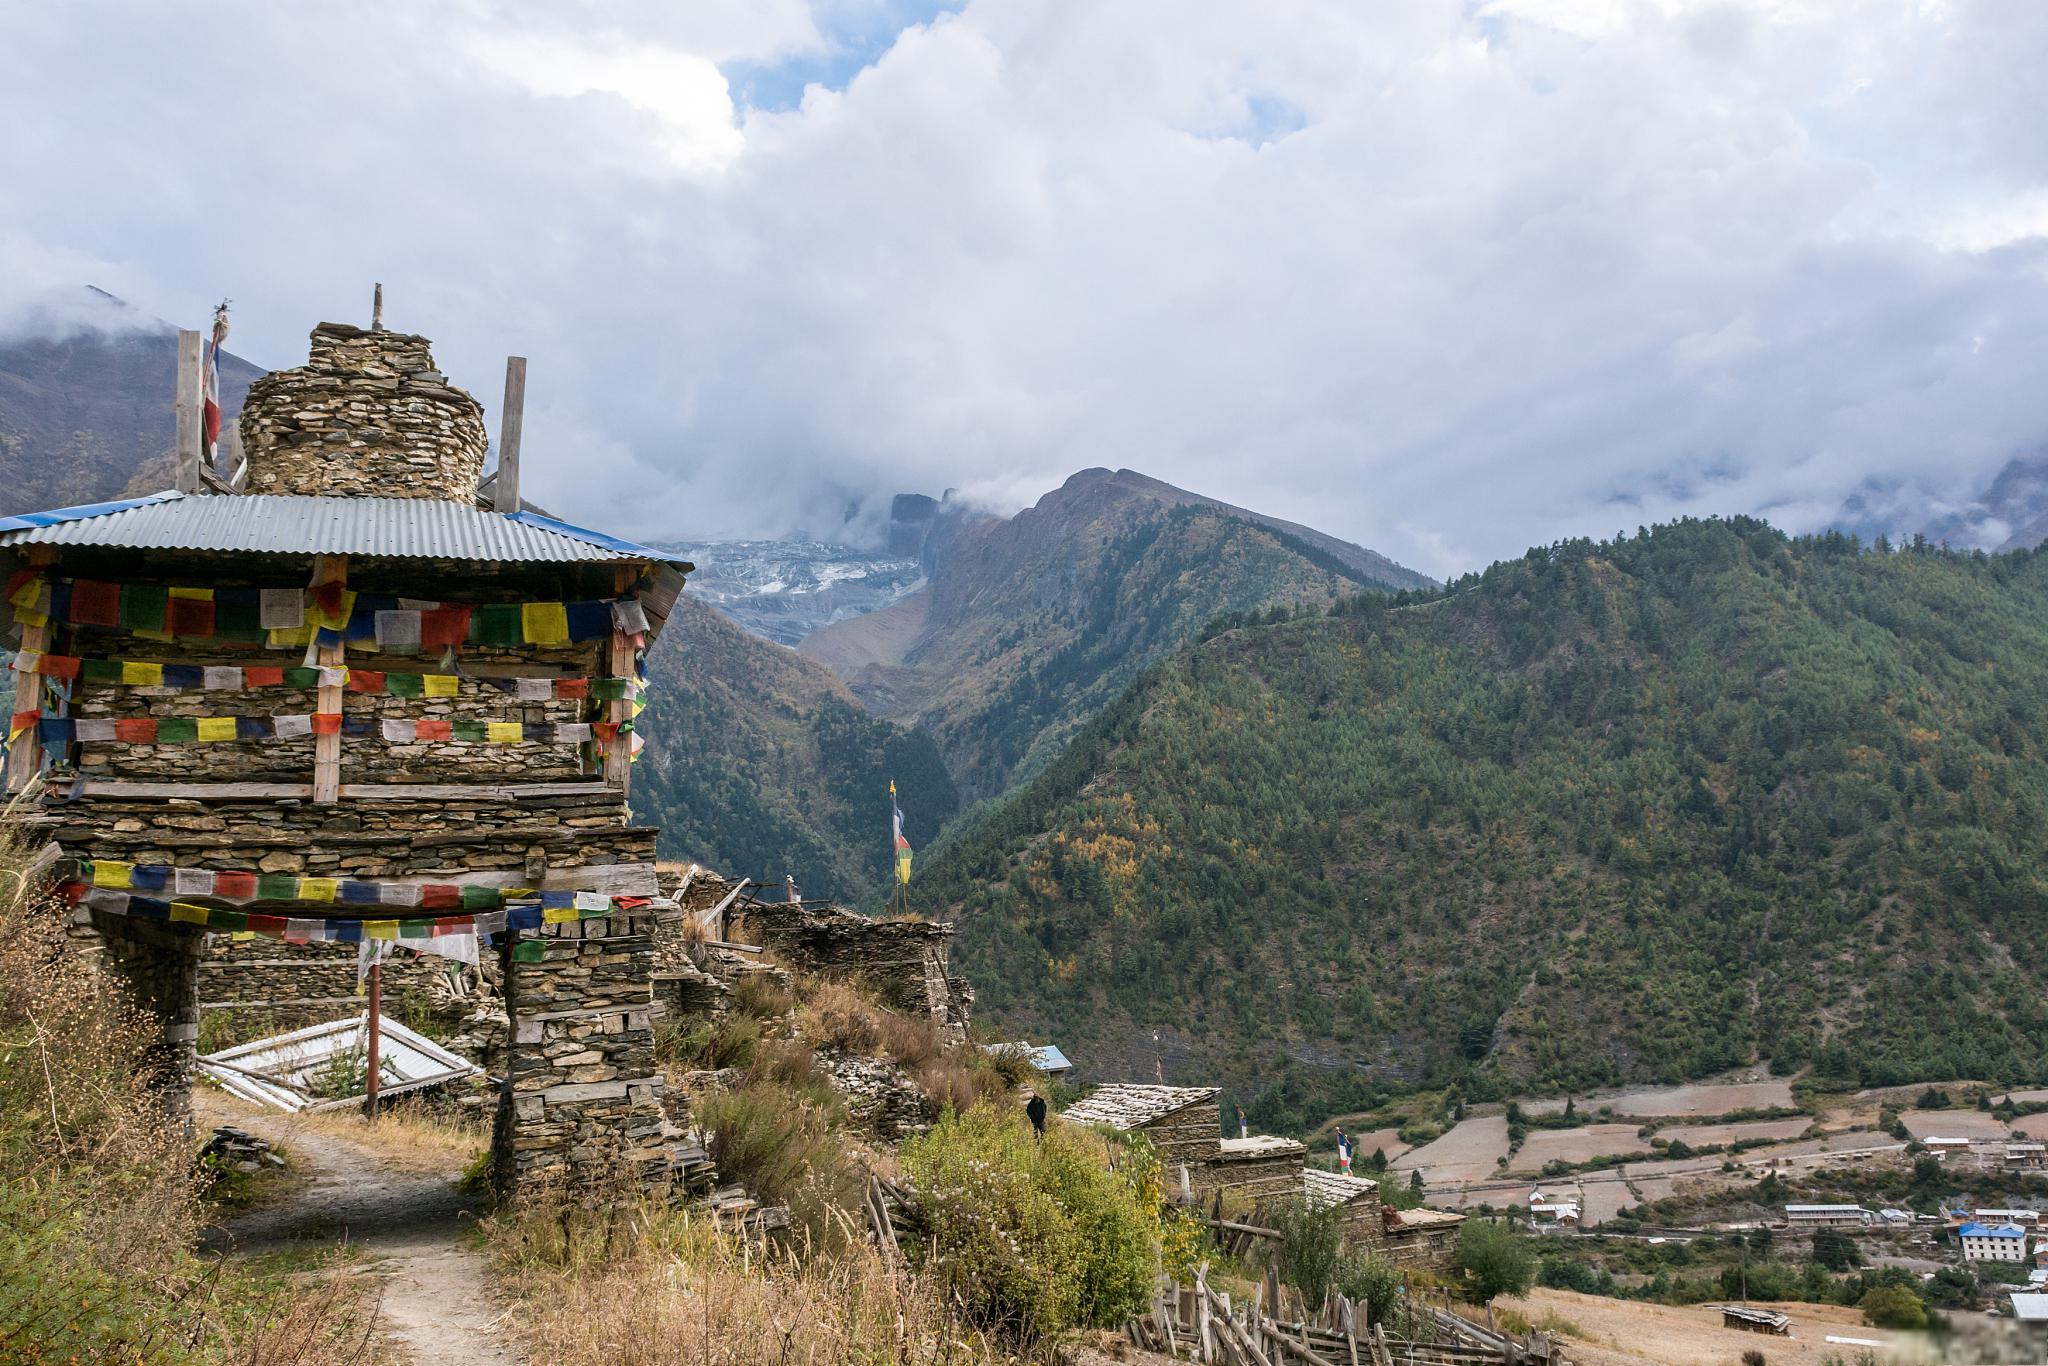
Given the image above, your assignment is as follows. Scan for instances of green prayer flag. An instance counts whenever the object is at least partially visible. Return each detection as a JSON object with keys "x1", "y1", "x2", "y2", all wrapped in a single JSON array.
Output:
[
  {"x1": 82, "y1": 658, "x2": 122, "y2": 683},
  {"x1": 215, "y1": 599, "x2": 263, "y2": 643},
  {"x1": 399, "y1": 918, "x2": 434, "y2": 937},
  {"x1": 256, "y1": 873, "x2": 299, "y2": 901},
  {"x1": 154, "y1": 715, "x2": 198, "y2": 743},
  {"x1": 284, "y1": 668, "x2": 320, "y2": 690},
  {"x1": 385, "y1": 672, "x2": 424, "y2": 698},
  {"x1": 453, "y1": 719, "x2": 488, "y2": 742},
  {"x1": 512, "y1": 939, "x2": 545, "y2": 963},
  {"x1": 460, "y1": 884, "x2": 500, "y2": 910},
  {"x1": 476, "y1": 604, "x2": 521, "y2": 647},
  {"x1": 592, "y1": 677, "x2": 632, "y2": 701},
  {"x1": 210, "y1": 907, "x2": 249, "y2": 931},
  {"x1": 119, "y1": 585, "x2": 167, "y2": 633}
]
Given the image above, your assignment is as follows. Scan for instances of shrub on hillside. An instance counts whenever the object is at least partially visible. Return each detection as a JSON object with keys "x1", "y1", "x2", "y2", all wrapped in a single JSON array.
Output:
[
  {"x1": 1453, "y1": 1219, "x2": 1535, "y2": 1304},
  {"x1": 1265, "y1": 1195, "x2": 1349, "y2": 1306},
  {"x1": 1859, "y1": 1283, "x2": 1927, "y2": 1330},
  {"x1": 901, "y1": 1103, "x2": 1159, "y2": 1340}
]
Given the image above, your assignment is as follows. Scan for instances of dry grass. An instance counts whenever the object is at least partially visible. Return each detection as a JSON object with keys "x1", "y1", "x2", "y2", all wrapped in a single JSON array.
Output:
[
  {"x1": 731, "y1": 972, "x2": 797, "y2": 1021},
  {"x1": 0, "y1": 790, "x2": 382, "y2": 1362},
  {"x1": 487, "y1": 1197, "x2": 1020, "y2": 1366},
  {"x1": 288, "y1": 1096, "x2": 488, "y2": 1177}
]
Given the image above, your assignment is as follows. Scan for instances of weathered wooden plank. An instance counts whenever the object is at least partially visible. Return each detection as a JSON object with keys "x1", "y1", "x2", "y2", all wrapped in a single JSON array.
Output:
[
  {"x1": 311, "y1": 555, "x2": 347, "y2": 804},
  {"x1": 494, "y1": 356, "x2": 526, "y2": 514},
  {"x1": 6, "y1": 548, "x2": 57, "y2": 792},
  {"x1": 606, "y1": 564, "x2": 635, "y2": 793},
  {"x1": 174, "y1": 330, "x2": 202, "y2": 493}
]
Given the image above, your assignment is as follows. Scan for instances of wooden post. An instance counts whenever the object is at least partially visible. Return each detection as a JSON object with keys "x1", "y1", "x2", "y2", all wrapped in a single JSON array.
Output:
[
  {"x1": 606, "y1": 565, "x2": 635, "y2": 793},
  {"x1": 312, "y1": 554, "x2": 347, "y2": 803},
  {"x1": 174, "y1": 329, "x2": 202, "y2": 493},
  {"x1": 364, "y1": 958, "x2": 382, "y2": 1120},
  {"x1": 371, "y1": 282, "x2": 383, "y2": 331},
  {"x1": 494, "y1": 357, "x2": 526, "y2": 514},
  {"x1": 6, "y1": 547, "x2": 58, "y2": 792}
]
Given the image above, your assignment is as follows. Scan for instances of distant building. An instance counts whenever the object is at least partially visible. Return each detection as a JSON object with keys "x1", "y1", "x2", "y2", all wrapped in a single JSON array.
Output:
[
  {"x1": 988, "y1": 1041, "x2": 1073, "y2": 1077},
  {"x1": 1530, "y1": 1201, "x2": 1582, "y2": 1225},
  {"x1": 1878, "y1": 1208, "x2": 1913, "y2": 1224},
  {"x1": 1924, "y1": 1136, "x2": 1973, "y2": 1153},
  {"x1": 2006, "y1": 1143, "x2": 2047, "y2": 1169},
  {"x1": 1958, "y1": 1222, "x2": 2029, "y2": 1263},
  {"x1": 1062, "y1": 1083, "x2": 1302, "y2": 1200},
  {"x1": 2010, "y1": 1292, "x2": 2048, "y2": 1324},
  {"x1": 1975, "y1": 1208, "x2": 2042, "y2": 1226},
  {"x1": 1720, "y1": 1306, "x2": 1791, "y2": 1336},
  {"x1": 1785, "y1": 1204, "x2": 1874, "y2": 1227}
]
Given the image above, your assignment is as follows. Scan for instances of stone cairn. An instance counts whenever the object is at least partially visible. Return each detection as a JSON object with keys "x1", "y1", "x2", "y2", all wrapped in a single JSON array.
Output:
[{"x1": 238, "y1": 322, "x2": 488, "y2": 500}]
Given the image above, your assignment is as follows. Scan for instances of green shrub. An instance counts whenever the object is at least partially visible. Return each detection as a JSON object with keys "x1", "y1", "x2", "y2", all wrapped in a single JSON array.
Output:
[
  {"x1": 695, "y1": 1080, "x2": 839, "y2": 1208},
  {"x1": 1265, "y1": 1195, "x2": 1348, "y2": 1306},
  {"x1": 901, "y1": 1103, "x2": 1159, "y2": 1339},
  {"x1": 1453, "y1": 1219, "x2": 1534, "y2": 1304},
  {"x1": 1859, "y1": 1283, "x2": 1926, "y2": 1330}
]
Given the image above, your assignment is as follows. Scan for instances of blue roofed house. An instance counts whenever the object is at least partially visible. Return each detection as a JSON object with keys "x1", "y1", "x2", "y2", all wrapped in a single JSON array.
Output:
[{"x1": 1959, "y1": 1222, "x2": 2030, "y2": 1263}]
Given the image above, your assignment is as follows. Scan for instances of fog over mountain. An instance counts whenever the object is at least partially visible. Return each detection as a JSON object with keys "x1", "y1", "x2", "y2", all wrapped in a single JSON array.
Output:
[{"x1": 5, "y1": 3, "x2": 2047, "y2": 579}]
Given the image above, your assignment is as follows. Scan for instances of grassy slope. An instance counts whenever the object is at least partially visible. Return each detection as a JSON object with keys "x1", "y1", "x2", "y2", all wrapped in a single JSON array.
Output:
[
  {"x1": 635, "y1": 595, "x2": 958, "y2": 900},
  {"x1": 916, "y1": 518, "x2": 2048, "y2": 1125}
]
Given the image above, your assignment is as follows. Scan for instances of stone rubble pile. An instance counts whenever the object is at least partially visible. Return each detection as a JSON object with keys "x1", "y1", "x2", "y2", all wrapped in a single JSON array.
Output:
[
  {"x1": 238, "y1": 322, "x2": 488, "y2": 500},
  {"x1": 200, "y1": 1124, "x2": 286, "y2": 1174}
]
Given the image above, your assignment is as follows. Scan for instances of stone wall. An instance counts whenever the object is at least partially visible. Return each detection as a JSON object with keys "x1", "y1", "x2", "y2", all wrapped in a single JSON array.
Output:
[
  {"x1": 499, "y1": 910, "x2": 673, "y2": 1192},
  {"x1": 239, "y1": 323, "x2": 487, "y2": 500},
  {"x1": 197, "y1": 934, "x2": 472, "y2": 1028},
  {"x1": 1135, "y1": 1100, "x2": 1226, "y2": 1176},
  {"x1": 1202, "y1": 1139, "x2": 1306, "y2": 1202},
  {"x1": 742, "y1": 901, "x2": 973, "y2": 1041}
]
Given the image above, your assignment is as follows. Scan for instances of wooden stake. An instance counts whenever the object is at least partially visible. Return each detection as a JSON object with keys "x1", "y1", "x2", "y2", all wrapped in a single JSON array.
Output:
[
  {"x1": 174, "y1": 330, "x2": 202, "y2": 493},
  {"x1": 6, "y1": 547, "x2": 58, "y2": 792},
  {"x1": 311, "y1": 554, "x2": 347, "y2": 804},
  {"x1": 364, "y1": 958, "x2": 382, "y2": 1120},
  {"x1": 606, "y1": 565, "x2": 635, "y2": 793},
  {"x1": 494, "y1": 357, "x2": 527, "y2": 514},
  {"x1": 371, "y1": 282, "x2": 384, "y2": 331}
]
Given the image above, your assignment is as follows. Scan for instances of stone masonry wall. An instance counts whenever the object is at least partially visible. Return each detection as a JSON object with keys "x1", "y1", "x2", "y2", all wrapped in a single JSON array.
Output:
[
  {"x1": 240, "y1": 323, "x2": 487, "y2": 500},
  {"x1": 744, "y1": 901, "x2": 974, "y2": 1041},
  {"x1": 1201, "y1": 1147, "x2": 1305, "y2": 1202},
  {"x1": 499, "y1": 911, "x2": 672, "y2": 1192},
  {"x1": 1135, "y1": 1101, "x2": 1225, "y2": 1176}
]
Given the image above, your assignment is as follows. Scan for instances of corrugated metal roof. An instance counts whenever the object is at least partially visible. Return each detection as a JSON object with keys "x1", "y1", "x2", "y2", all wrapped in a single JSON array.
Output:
[{"x1": 0, "y1": 491, "x2": 685, "y2": 565}]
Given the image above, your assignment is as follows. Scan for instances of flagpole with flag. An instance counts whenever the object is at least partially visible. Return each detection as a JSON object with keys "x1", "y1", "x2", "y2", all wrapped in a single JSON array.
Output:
[
  {"x1": 202, "y1": 300, "x2": 230, "y2": 474},
  {"x1": 890, "y1": 779, "x2": 912, "y2": 912}
]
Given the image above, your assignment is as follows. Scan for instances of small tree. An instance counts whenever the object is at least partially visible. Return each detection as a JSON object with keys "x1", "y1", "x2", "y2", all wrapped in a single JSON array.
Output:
[
  {"x1": 1859, "y1": 1283, "x2": 1927, "y2": 1330},
  {"x1": 1453, "y1": 1220, "x2": 1534, "y2": 1304},
  {"x1": 1410, "y1": 1169, "x2": 1425, "y2": 1192},
  {"x1": 1365, "y1": 1146, "x2": 1388, "y2": 1173},
  {"x1": 1266, "y1": 1196, "x2": 1347, "y2": 1307},
  {"x1": 1812, "y1": 1228, "x2": 1861, "y2": 1271}
]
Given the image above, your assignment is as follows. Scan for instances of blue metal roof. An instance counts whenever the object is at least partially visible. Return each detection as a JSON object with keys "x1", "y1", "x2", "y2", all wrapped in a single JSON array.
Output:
[{"x1": 0, "y1": 491, "x2": 685, "y2": 566}]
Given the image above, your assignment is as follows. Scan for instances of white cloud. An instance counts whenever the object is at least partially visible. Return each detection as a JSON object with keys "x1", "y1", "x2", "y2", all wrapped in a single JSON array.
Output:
[{"x1": 1, "y1": 0, "x2": 2046, "y2": 577}]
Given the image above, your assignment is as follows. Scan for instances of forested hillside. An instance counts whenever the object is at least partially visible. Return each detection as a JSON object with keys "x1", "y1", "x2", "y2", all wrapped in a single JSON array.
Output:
[
  {"x1": 636, "y1": 595, "x2": 957, "y2": 900},
  {"x1": 803, "y1": 468, "x2": 1428, "y2": 801},
  {"x1": 917, "y1": 519, "x2": 2048, "y2": 1122}
]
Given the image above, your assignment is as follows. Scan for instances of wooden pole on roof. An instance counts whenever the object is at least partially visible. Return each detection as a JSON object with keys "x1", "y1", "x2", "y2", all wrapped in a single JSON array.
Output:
[
  {"x1": 371, "y1": 282, "x2": 384, "y2": 331},
  {"x1": 494, "y1": 357, "x2": 526, "y2": 514},
  {"x1": 6, "y1": 546, "x2": 59, "y2": 792},
  {"x1": 174, "y1": 330, "x2": 203, "y2": 494},
  {"x1": 312, "y1": 554, "x2": 347, "y2": 804}
]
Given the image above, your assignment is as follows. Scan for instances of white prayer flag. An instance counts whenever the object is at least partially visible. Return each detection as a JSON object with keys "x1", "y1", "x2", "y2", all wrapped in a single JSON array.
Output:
[
  {"x1": 380, "y1": 718, "x2": 416, "y2": 742},
  {"x1": 272, "y1": 713, "x2": 313, "y2": 738},
  {"x1": 172, "y1": 867, "x2": 216, "y2": 895},
  {"x1": 202, "y1": 666, "x2": 242, "y2": 690},
  {"x1": 75, "y1": 718, "x2": 117, "y2": 741},
  {"x1": 515, "y1": 677, "x2": 554, "y2": 702},
  {"x1": 258, "y1": 589, "x2": 304, "y2": 629}
]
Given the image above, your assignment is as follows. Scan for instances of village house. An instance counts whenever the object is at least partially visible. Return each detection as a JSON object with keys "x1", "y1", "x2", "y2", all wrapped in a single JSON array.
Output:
[
  {"x1": 1061, "y1": 1084, "x2": 1304, "y2": 1198},
  {"x1": 1784, "y1": 1204, "x2": 1874, "y2": 1227},
  {"x1": 1958, "y1": 1222, "x2": 2030, "y2": 1263},
  {"x1": 1974, "y1": 1208, "x2": 2042, "y2": 1227},
  {"x1": 2005, "y1": 1143, "x2": 2047, "y2": 1170},
  {"x1": 1, "y1": 311, "x2": 692, "y2": 1196},
  {"x1": 1923, "y1": 1136, "x2": 1974, "y2": 1154}
]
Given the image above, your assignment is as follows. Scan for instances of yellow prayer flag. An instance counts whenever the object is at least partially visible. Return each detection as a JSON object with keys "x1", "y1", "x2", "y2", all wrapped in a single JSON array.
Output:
[
  {"x1": 268, "y1": 625, "x2": 313, "y2": 648},
  {"x1": 487, "y1": 721, "x2": 523, "y2": 744},
  {"x1": 93, "y1": 860, "x2": 134, "y2": 889},
  {"x1": 299, "y1": 877, "x2": 340, "y2": 902},
  {"x1": 170, "y1": 902, "x2": 209, "y2": 925},
  {"x1": 305, "y1": 587, "x2": 357, "y2": 632},
  {"x1": 12, "y1": 607, "x2": 48, "y2": 629},
  {"x1": 365, "y1": 920, "x2": 399, "y2": 940},
  {"x1": 422, "y1": 673, "x2": 460, "y2": 697},
  {"x1": 121, "y1": 661, "x2": 164, "y2": 686},
  {"x1": 195, "y1": 717, "x2": 237, "y2": 743},
  {"x1": 7, "y1": 576, "x2": 42, "y2": 609},
  {"x1": 168, "y1": 587, "x2": 215, "y2": 602},
  {"x1": 543, "y1": 905, "x2": 578, "y2": 924},
  {"x1": 521, "y1": 602, "x2": 570, "y2": 646}
]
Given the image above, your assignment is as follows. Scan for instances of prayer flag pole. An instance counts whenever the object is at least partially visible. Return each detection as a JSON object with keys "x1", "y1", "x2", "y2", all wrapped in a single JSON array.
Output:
[{"x1": 364, "y1": 959, "x2": 383, "y2": 1121}]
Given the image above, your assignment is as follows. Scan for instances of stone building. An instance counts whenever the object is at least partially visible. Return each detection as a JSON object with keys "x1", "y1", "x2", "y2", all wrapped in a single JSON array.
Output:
[
  {"x1": 1, "y1": 313, "x2": 693, "y2": 1195},
  {"x1": 1061, "y1": 1083, "x2": 1308, "y2": 1198},
  {"x1": 1299, "y1": 1166, "x2": 1465, "y2": 1273}
]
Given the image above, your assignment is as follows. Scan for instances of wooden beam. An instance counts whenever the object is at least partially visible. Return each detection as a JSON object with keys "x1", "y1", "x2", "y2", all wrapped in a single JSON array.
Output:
[
  {"x1": 67, "y1": 778, "x2": 618, "y2": 802},
  {"x1": 494, "y1": 356, "x2": 526, "y2": 514},
  {"x1": 6, "y1": 547, "x2": 58, "y2": 792},
  {"x1": 606, "y1": 565, "x2": 635, "y2": 793},
  {"x1": 311, "y1": 555, "x2": 347, "y2": 804},
  {"x1": 174, "y1": 330, "x2": 202, "y2": 494}
]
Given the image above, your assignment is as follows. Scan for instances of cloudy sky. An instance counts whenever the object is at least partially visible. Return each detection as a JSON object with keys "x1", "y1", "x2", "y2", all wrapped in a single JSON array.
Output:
[{"x1": 4, "y1": 0, "x2": 2046, "y2": 578}]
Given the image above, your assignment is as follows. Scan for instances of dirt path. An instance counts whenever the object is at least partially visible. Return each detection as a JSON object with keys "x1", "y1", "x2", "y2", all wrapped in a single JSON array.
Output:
[{"x1": 198, "y1": 1092, "x2": 522, "y2": 1366}]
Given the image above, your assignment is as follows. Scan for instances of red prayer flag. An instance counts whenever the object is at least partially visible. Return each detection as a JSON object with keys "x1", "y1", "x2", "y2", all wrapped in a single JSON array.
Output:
[
  {"x1": 311, "y1": 712, "x2": 342, "y2": 736},
  {"x1": 247, "y1": 914, "x2": 288, "y2": 935},
  {"x1": 245, "y1": 666, "x2": 285, "y2": 687},
  {"x1": 414, "y1": 719, "x2": 453, "y2": 741},
  {"x1": 167, "y1": 596, "x2": 216, "y2": 637},
  {"x1": 420, "y1": 884, "x2": 462, "y2": 909},
  {"x1": 39, "y1": 655, "x2": 82, "y2": 679},
  {"x1": 432, "y1": 917, "x2": 475, "y2": 936},
  {"x1": 114, "y1": 717, "x2": 158, "y2": 743},
  {"x1": 419, "y1": 606, "x2": 471, "y2": 647},
  {"x1": 553, "y1": 678, "x2": 589, "y2": 699},
  {"x1": 212, "y1": 871, "x2": 258, "y2": 898},
  {"x1": 58, "y1": 881, "x2": 89, "y2": 905},
  {"x1": 348, "y1": 670, "x2": 386, "y2": 694},
  {"x1": 70, "y1": 580, "x2": 122, "y2": 627},
  {"x1": 593, "y1": 722, "x2": 620, "y2": 743}
]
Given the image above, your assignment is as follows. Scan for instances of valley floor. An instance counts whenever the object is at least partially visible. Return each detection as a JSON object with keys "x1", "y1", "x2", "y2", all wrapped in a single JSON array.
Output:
[{"x1": 1492, "y1": 1288, "x2": 1922, "y2": 1366}]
